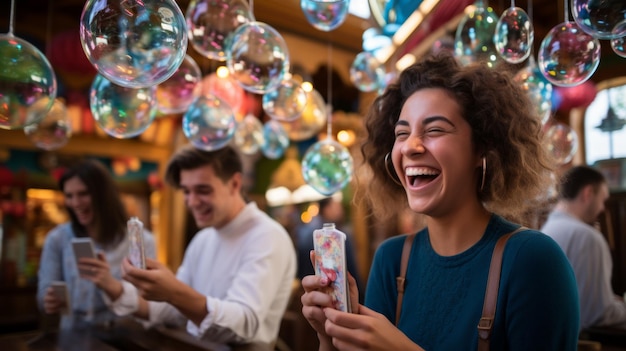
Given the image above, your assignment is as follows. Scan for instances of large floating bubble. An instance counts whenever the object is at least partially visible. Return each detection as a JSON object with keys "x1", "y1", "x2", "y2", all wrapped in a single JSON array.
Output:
[
  {"x1": 156, "y1": 54, "x2": 202, "y2": 115},
  {"x1": 612, "y1": 36, "x2": 626, "y2": 58},
  {"x1": 538, "y1": 21, "x2": 601, "y2": 87},
  {"x1": 186, "y1": 0, "x2": 253, "y2": 61},
  {"x1": 80, "y1": 0, "x2": 188, "y2": 88},
  {"x1": 261, "y1": 120, "x2": 290, "y2": 159},
  {"x1": 455, "y1": 3, "x2": 501, "y2": 68},
  {"x1": 182, "y1": 94, "x2": 236, "y2": 151},
  {"x1": 0, "y1": 34, "x2": 57, "y2": 130},
  {"x1": 493, "y1": 6, "x2": 533, "y2": 64},
  {"x1": 302, "y1": 138, "x2": 354, "y2": 196},
  {"x1": 226, "y1": 21, "x2": 290, "y2": 94},
  {"x1": 233, "y1": 114, "x2": 264, "y2": 155},
  {"x1": 543, "y1": 122, "x2": 579, "y2": 165},
  {"x1": 24, "y1": 99, "x2": 71, "y2": 151},
  {"x1": 90, "y1": 74, "x2": 157, "y2": 139},
  {"x1": 300, "y1": 0, "x2": 350, "y2": 32},
  {"x1": 571, "y1": 0, "x2": 626, "y2": 39},
  {"x1": 350, "y1": 51, "x2": 385, "y2": 93},
  {"x1": 201, "y1": 71, "x2": 246, "y2": 116},
  {"x1": 262, "y1": 78, "x2": 308, "y2": 122}
]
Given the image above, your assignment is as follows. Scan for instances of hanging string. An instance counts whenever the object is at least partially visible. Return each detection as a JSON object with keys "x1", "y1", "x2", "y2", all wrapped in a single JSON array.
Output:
[
  {"x1": 8, "y1": 0, "x2": 16, "y2": 35},
  {"x1": 326, "y1": 40, "x2": 333, "y2": 140},
  {"x1": 45, "y1": 0, "x2": 53, "y2": 58},
  {"x1": 563, "y1": 0, "x2": 569, "y2": 22},
  {"x1": 249, "y1": 0, "x2": 256, "y2": 21}
]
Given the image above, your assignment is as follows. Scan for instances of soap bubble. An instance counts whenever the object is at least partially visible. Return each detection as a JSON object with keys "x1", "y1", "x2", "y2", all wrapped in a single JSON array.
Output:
[
  {"x1": 182, "y1": 94, "x2": 236, "y2": 151},
  {"x1": 302, "y1": 138, "x2": 354, "y2": 196},
  {"x1": 233, "y1": 114, "x2": 264, "y2": 155},
  {"x1": 261, "y1": 120, "x2": 290, "y2": 159},
  {"x1": 543, "y1": 122, "x2": 579, "y2": 165},
  {"x1": 226, "y1": 21, "x2": 290, "y2": 94},
  {"x1": 300, "y1": 0, "x2": 350, "y2": 32},
  {"x1": 201, "y1": 71, "x2": 246, "y2": 116},
  {"x1": 493, "y1": 6, "x2": 533, "y2": 64},
  {"x1": 80, "y1": 0, "x2": 188, "y2": 88},
  {"x1": 156, "y1": 54, "x2": 202, "y2": 114},
  {"x1": 0, "y1": 34, "x2": 57, "y2": 130},
  {"x1": 262, "y1": 78, "x2": 308, "y2": 122},
  {"x1": 514, "y1": 57, "x2": 553, "y2": 125},
  {"x1": 90, "y1": 74, "x2": 157, "y2": 139},
  {"x1": 571, "y1": 0, "x2": 626, "y2": 39},
  {"x1": 280, "y1": 89, "x2": 327, "y2": 141},
  {"x1": 455, "y1": 5, "x2": 501, "y2": 68},
  {"x1": 186, "y1": 0, "x2": 253, "y2": 61},
  {"x1": 24, "y1": 99, "x2": 71, "y2": 150},
  {"x1": 350, "y1": 51, "x2": 385, "y2": 93},
  {"x1": 538, "y1": 21, "x2": 601, "y2": 87}
]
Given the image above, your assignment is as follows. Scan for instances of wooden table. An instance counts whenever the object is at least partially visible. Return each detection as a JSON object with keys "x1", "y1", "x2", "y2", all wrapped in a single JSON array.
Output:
[{"x1": 0, "y1": 317, "x2": 273, "y2": 351}]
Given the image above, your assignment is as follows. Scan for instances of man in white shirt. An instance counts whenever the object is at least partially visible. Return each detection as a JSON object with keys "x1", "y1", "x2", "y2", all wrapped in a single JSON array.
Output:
[
  {"x1": 541, "y1": 165, "x2": 626, "y2": 330},
  {"x1": 101, "y1": 145, "x2": 297, "y2": 346}
]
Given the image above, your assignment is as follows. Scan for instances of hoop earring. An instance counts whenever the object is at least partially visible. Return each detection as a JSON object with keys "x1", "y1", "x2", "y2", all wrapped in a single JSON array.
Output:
[
  {"x1": 384, "y1": 153, "x2": 402, "y2": 187},
  {"x1": 480, "y1": 156, "x2": 486, "y2": 192}
]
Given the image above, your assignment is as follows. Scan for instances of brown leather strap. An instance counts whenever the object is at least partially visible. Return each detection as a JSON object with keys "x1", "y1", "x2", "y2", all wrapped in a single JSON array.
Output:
[
  {"x1": 395, "y1": 233, "x2": 415, "y2": 326},
  {"x1": 477, "y1": 227, "x2": 526, "y2": 351}
]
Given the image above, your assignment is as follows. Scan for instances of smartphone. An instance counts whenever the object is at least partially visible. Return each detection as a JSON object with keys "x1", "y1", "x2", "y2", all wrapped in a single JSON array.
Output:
[
  {"x1": 127, "y1": 217, "x2": 146, "y2": 269},
  {"x1": 313, "y1": 223, "x2": 351, "y2": 313},
  {"x1": 71, "y1": 237, "x2": 96, "y2": 275},
  {"x1": 50, "y1": 281, "x2": 70, "y2": 314}
]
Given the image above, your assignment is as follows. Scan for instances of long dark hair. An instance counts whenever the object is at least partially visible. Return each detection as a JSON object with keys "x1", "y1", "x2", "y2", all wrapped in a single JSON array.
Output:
[{"x1": 58, "y1": 159, "x2": 127, "y2": 247}]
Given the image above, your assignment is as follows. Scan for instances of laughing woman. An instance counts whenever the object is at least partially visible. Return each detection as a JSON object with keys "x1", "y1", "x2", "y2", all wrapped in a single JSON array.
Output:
[
  {"x1": 301, "y1": 54, "x2": 579, "y2": 350},
  {"x1": 37, "y1": 159, "x2": 155, "y2": 330}
]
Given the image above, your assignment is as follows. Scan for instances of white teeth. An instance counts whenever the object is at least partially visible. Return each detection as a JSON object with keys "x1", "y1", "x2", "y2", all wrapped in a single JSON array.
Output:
[{"x1": 405, "y1": 167, "x2": 439, "y2": 176}]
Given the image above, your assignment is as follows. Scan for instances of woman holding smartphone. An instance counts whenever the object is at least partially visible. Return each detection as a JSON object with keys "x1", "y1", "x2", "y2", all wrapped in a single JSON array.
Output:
[{"x1": 37, "y1": 159, "x2": 156, "y2": 329}]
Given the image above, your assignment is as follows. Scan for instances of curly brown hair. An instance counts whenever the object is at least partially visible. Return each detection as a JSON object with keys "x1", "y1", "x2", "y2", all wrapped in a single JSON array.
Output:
[{"x1": 357, "y1": 54, "x2": 553, "y2": 222}]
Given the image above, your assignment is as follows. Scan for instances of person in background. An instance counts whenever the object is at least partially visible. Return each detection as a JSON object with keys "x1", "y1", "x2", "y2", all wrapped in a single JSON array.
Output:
[
  {"x1": 37, "y1": 159, "x2": 156, "y2": 329},
  {"x1": 103, "y1": 145, "x2": 297, "y2": 346},
  {"x1": 296, "y1": 196, "x2": 363, "y2": 302},
  {"x1": 541, "y1": 165, "x2": 626, "y2": 330},
  {"x1": 300, "y1": 54, "x2": 580, "y2": 350}
]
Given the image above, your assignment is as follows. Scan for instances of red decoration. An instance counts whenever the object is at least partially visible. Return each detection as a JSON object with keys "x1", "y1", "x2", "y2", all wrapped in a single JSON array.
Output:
[
  {"x1": 51, "y1": 167, "x2": 67, "y2": 183},
  {"x1": 147, "y1": 171, "x2": 163, "y2": 190},
  {"x1": 0, "y1": 167, "x2": 13, "y2": 187},
  {"x1": 49, "y1": 30, "x2": 97, "y2": 76},
  {"x1": 554, "y1": 81, "x2": 598, "y2": 112}
]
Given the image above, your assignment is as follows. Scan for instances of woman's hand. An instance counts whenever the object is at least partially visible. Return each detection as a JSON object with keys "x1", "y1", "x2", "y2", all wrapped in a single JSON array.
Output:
[
  {"x1": 78, "y1": 252, "x2": 123, "y2": 299},
  {"x1": 324, "y1": 305, "x2": 424, "y2": 351},
  {"x1": 42, "y1": 287, "x2": 64, "y2": 314}
]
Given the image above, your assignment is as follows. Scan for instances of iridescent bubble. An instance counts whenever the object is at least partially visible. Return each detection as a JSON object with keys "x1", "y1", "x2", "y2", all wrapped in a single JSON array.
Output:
[
  {"x1": 300, "y1": 0, "x2": 350, "y2": 32},
  {"x1": 201, "y1": 72, "x2": 246, "y2": 116},
  {"x1": 0, "y1": 34, "x2": 57, "y2": 130},
  {"x1": 186, "y1": 0, "x2": 253, "y2": 61},
  {"x1": 90, "y1": 74, "x2": 157, "y2": 139},
  {"x1": 156, "y1": 54, "x2": 202, "y2": 115},
  {"x1": 494, "y1": 6, "x2": 533, "y2": 64},
  {"x1": 280, "y1": 89, "x2": 327, "y2": 141},
  {"x1": 233, "y1": 114, "x2": 264, "y2": 155},
  {"x1": 261, "y1": 119, "x2": 290, "y2": 159},
  {"x1": 538, "y1": 21, "x2": 601, "y2": 87},
  {"x1": 350, "y1": 52, "x2": 385, "y2": 93},
  {"x1": 301, "y1": 138, "x2": 354, "y2": 196},
  {"x1": 611, "y1": 36, "x2": 626, "y2": 58},
  {"x1": 543, "y1": 122, "x2": 579, "y2": 165},
  {"x1": 262, "y1": 78, "x2": 308, "y2": 122},
  {"x1": 226, "y1": 21, "x2": 290, "y2": 94},
  {"x1": 514, "y1": 56, "x2": 553, "y2": 125},
  {"x1": 572, "y1": 0, "x2": 626, "y2": 39},
  {"x1": 24, "y1": 99, "x2": 71, "y2": 151},
  {"x1": 80, "y1": 0, "x2": 188, "y2": 88},
  {"x1": 454, "y1": 3, "x2": 501, "y2": 68},
  {"x1": 182, "y1": 94, "x2": 236, "y2": 151}
]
